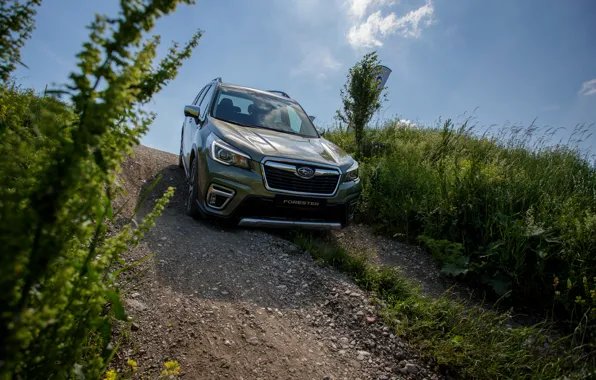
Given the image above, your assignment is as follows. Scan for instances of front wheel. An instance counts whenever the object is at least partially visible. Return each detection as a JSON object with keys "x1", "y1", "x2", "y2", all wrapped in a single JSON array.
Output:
[{"x1": 186, "y1": 155, "x2": 201, "y2": 219}]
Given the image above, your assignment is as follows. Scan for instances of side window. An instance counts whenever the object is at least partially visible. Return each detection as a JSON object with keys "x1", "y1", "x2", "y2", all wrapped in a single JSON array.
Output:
[
  {"x1": 198, "y1": 85, "x2": 216, "y2": 119},
  {"x1": 286, "y1": 106, "x2": 302, "y2": 133},
  {"x1": 192, "y1": 86, "x2": 207, "y2": 105},
  {"x1": 194, "y1": 85, "x2": 211, "y2": 108}
]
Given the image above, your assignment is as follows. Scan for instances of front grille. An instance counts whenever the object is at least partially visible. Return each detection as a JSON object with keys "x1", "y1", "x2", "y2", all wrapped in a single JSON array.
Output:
[{"x1": 263, "y1": 163, "x2": 340, "y2": 195}]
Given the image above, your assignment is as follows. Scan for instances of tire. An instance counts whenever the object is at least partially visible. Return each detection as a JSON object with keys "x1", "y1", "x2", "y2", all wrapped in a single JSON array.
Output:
[
  {"x1": 186, "y1": 155, "x2": 201, "y2": 219},
  {"x1": 178, "y1": 143, "x2": 184, "y2": 169}
]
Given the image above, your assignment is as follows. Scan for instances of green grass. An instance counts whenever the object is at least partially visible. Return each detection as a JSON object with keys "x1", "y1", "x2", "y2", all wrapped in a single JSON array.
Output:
[
  {"x1": 294, "y1": 233, "x2": 594, "y2": 379},
  {"x1": 325, "y1": 120, "x2": 596, "y2": 342}
]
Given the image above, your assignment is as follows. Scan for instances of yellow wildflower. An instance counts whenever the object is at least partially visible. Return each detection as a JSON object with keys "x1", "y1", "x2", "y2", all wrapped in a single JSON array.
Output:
[
  {"x1": 104, "y1": 370, "x2": 117, "y2": 380},
  {"x1": 161, "y1": 360, "x2": 181, "y2": 376},
  {"x1": 553, "y1": 276, "x2": 559, "y2": 289},
  {"x1": 127, "y1": 359, "x2": 137, "y2": 372}
]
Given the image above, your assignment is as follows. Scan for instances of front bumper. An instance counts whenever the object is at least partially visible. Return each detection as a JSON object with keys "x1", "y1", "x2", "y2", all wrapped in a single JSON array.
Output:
[
  {"x1": 238, "y1": 218, "x2": 342, "y2": 230},
  {"x1": 197, "y1": 155, "x2": 362, "y2": 228}
]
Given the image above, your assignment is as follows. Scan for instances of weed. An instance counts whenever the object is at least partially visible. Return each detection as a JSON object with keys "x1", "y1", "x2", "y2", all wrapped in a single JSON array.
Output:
[
  {"x1": 160, "y1": 360, "x2": 181, "y2": 377},
  {"x1": 127, "y1": 359, "x2": 137, "y2": 373}
]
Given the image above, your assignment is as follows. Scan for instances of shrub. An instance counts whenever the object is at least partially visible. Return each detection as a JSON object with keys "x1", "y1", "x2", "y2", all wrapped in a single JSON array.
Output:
[{"x1": 0, "y1": 0, "x2": 201, "y2": 377}]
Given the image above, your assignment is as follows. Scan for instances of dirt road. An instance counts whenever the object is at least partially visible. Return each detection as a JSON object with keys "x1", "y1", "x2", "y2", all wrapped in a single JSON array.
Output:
[{"x1": 112, "y1": 146, "x2": 441, "y2": 380}]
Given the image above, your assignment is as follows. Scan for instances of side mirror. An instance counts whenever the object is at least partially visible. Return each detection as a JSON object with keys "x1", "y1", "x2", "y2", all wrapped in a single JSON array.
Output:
[
  {"x1": 184, "y1": 105, "x2": 201, "y2": 120},
  {"x1": 308, "y1": 115, "x2": 316, "y2": 122}
]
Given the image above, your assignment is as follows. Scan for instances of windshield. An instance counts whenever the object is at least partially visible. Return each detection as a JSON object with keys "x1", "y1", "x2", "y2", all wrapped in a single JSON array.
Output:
[{"x1": 211, "y1": 86, "x2": 319, "y2": 138}]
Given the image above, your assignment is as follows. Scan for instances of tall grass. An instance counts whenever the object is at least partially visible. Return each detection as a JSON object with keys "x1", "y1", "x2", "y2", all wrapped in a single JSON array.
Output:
[{"x1": 326, "y1": 120, "x2": 596, "y2": 346}]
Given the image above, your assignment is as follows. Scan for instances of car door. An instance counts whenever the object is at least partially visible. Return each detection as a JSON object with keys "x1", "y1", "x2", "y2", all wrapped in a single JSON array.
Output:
[{"x1": 183, "y1": 86, "x2": 207, "y2": 168}]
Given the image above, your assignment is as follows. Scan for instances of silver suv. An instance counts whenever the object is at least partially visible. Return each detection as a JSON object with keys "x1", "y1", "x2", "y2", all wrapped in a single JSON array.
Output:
[{"x1": 179, "y1": 77, "x2": 361, "y2": 229}]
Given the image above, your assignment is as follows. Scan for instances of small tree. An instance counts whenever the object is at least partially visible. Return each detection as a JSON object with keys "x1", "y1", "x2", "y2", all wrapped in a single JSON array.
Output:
[{"x1": 335, "y1": 51, "x2": 387, "y2": 156}]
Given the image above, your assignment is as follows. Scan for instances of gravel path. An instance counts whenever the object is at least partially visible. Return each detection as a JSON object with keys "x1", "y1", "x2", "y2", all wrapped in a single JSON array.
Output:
[{"x1": 112, "y1": 146, "x2": 442, "y2": 380}]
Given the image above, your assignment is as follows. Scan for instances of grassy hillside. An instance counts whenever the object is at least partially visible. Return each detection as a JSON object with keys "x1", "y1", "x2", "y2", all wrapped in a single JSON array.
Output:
[{"x1": 326, "y1": 120, "x2": 596, "y2": 338}]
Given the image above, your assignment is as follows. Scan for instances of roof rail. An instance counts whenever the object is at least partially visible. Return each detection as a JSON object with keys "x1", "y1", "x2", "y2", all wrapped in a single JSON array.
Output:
[
  {"x1": 212, "y1": 77, "x2": 222, "y2": 83},
  {"x1": 268, "y1": 90, "x2": 291, "y2": 99}
]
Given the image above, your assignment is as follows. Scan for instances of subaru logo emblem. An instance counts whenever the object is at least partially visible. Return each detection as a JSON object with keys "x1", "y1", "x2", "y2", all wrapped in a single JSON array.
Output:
[{"x1": 296, "y1": 166, "x2": 315, "y2": 179}]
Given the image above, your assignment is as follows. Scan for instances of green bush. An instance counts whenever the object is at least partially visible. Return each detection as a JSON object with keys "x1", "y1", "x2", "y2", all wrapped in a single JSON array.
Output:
[
  {"x1": 327, "y1": 120, "x2": 596, "y2": 340},
  {"x1": 0, "y1": 0, "x2": 200, "y2": 378}
]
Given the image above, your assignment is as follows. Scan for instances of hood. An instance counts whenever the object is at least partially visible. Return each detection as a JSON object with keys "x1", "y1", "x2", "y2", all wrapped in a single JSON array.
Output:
[{"x1": 209, "y1": 117, "x2": 355, "y2": 170}]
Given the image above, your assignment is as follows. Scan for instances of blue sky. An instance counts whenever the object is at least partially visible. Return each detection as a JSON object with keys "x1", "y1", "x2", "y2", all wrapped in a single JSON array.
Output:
[{"x1": 13, "y1": 0, "x2": 596, "y2": 154}]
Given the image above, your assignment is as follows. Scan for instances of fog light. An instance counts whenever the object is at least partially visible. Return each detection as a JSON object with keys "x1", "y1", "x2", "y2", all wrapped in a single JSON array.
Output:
[{"x1": 205, "y1": 184, "x2": 235, "y2": 210}]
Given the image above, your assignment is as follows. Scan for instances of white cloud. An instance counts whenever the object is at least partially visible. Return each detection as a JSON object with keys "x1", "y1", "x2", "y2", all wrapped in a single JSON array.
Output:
[
  {"x1": 349, "y1": 0, "x2": 398, "y2": 19},
  {"x1": 391, "y1": 119, "x2": 417, "y2": 128},
  {"x1": 347, "y1": 11, "x2": 396, "y2": 48},
  {"x1": 347, "y1": 0, "x2": 434, "y2": 48},
  {"x1": 290, "y1": 47, "x2": 341, "y2": 78},
  {"x1": 579, "y1": 78, "x2": 596, "y2": 96}
]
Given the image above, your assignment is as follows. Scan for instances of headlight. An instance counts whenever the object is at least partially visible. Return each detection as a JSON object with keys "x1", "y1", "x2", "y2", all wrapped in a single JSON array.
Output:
[
  {"x1": 207, "y1": 134, "x2": 251, "y2": 170},
  {"x1": 344, "y1": 162, "x2": 359, "y2": 182}
]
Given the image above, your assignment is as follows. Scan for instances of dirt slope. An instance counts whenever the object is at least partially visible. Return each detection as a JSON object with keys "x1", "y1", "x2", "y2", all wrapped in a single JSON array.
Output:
[{"x1": 112, "y1": 146, "x2": 441, "y2": 380}]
